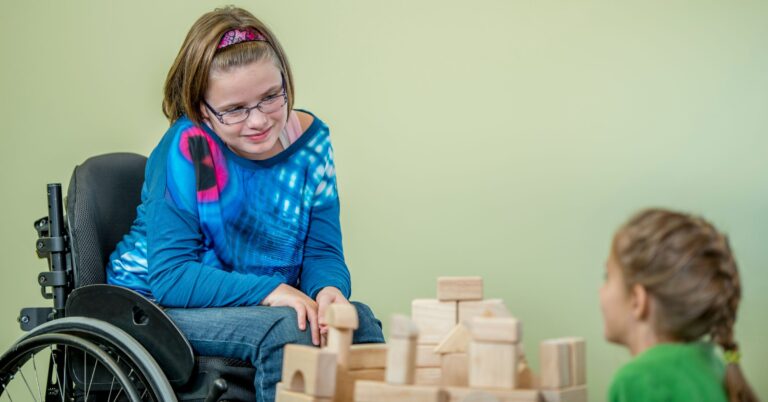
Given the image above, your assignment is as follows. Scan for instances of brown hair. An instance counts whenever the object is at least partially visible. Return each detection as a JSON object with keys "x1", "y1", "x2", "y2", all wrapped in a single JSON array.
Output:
[
  {"x1": 615, "y1": 208, "x2": 759, "y2": 402},
  {"x1": 162, "y1": 6, "x2": 294, "y2": 125}
]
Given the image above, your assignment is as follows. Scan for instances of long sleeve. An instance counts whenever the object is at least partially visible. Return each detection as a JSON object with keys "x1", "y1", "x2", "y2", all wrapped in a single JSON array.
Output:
[{"x1": 299, "y1": 145, "x2": 351, "y2": 299}]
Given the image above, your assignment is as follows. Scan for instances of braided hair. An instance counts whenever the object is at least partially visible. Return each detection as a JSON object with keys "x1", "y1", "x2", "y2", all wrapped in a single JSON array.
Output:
[{"x1": 615, "y1": 209, "x2": 759, "y2": 402}]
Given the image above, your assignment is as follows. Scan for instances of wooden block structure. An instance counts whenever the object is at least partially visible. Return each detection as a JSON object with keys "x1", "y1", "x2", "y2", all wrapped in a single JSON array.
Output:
[
  {"x1": 539, "y1": 338, "x2": 587, "y2": 402},
  {"x1": 385, "y1": 314, "x2": 419, "y2": 385},
  {"x1": 437, "y1": 277, "x2": 484, "y2": 301},
  {"x1": 277, "y1": 276, "x2": 589, "y2": 402},
  {"x1": 281, "y1": 344, "x2": 338, "y2": 398},
  {"x1": 468, "y1": 317, "x2": 522, "y2": 390}
]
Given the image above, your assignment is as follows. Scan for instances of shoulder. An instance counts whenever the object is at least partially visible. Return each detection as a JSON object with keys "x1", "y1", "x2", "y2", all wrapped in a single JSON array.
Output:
[{"x1": 296, "y1": 110, "x2": 315, "y2": 133}]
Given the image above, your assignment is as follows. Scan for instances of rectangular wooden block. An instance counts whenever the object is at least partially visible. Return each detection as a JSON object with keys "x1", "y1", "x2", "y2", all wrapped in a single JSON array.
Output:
[
  {"x1": 540, "y1": 386, "x2": 587, "y2": 402},
  {"x1": 412, "y1": 299, "x2": 458, "y2": 344},
  {"x1": 334, "y1": 368, "x2": 387, "y2": 402},
  {"x1": 282, "y1": 344, "x2": 338, "y2": 397},
  {"x1": 469, "y1": 317, "x2": 522, "y2": 343},
  {"x1": 348, "y1": 344, "x2": 388, "y2": 370},
  {"x1": 349, "y1": 368, "x2": 386, "y2": 381},
  {"x1": 354, "y1": 380, "x2": 449, "y2": 402},
  {"x1": 468, "y1": 341, "x2": 517, "y2": 390},
  {"x1": 386, "y1": 336, "x2": 417, "y2": 385},
  {"x1": 445, "y1": 387, "x2": 541, "y2": 402},
  {"x1": 458, "y1": 299, "x2": 511, "y2": 324},
  {"x1": 441, "y1": 353, "x2": 468, "y2": 387},
  {"x1": 437, "y1": 276, "x2": 484, "y2": 301},
  {"x1": 277, "y1": 388, "x2": 333, "y2": 402},
  {"x1": 417, "y1": 344, "x2": 442, "y2": 367},
  {"x1": 414, "y1": 367, "x2": 442, "y2": 386},
  {"x1": 539, "y1": 340, "x2": 571, "y2": 389},
  {"x1": 327, "y1": 328, "x2": 354, "y2": 367},
  {"x1": 565, "y1": 338, "x2": 586, "y2": 386}
]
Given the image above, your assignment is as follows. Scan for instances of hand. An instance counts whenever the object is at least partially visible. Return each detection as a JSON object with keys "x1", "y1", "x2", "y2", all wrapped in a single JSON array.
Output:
[
  {"x1": 316, "y1": 287, "x2": 350, "y2": 337},
  {"x1": 261, "y1": 284, "x2": 321, "y2": 346}
]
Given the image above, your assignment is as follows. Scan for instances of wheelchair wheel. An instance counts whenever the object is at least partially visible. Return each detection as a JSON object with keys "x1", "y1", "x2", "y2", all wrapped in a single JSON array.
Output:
[
  {"x1": 0, "y1": 332, "x2": 142, "y2": 401},
  {"x1": 17, "y1": 317, "x2": 177, "y2": 402}
]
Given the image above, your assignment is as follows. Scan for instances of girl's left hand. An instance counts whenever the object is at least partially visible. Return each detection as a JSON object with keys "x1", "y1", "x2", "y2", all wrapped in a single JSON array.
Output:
[{"x1": 316, "y1": 286, "x2": 350, "y2": 337}]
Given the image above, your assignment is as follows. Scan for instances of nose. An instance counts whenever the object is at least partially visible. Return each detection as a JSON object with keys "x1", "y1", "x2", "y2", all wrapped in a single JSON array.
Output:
[{"x1": 244, "y1": 107, "x2": 268, "y2": 130}]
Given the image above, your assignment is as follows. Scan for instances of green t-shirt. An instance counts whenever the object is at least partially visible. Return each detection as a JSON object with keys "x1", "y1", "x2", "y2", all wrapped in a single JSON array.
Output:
[{"x1": 609, "y1": 342, "x2": 727, "y2": 402}]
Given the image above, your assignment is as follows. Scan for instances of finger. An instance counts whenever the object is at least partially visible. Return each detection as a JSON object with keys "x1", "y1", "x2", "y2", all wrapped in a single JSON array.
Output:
[
  {"x1": 294, "y1": 302, "x2": 307, "y2": 331},
  {"x1": 306, "y1": 302, "x2": 320, "y2": 346},
  {"x1": 317, "y1": 297, "x2": 328, "y2": 327}
]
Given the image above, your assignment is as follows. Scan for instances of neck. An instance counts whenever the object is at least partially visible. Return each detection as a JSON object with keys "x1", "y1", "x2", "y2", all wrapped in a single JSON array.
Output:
[{"x1": 626, "y1": 326, "x2": 678, "y2": 356}]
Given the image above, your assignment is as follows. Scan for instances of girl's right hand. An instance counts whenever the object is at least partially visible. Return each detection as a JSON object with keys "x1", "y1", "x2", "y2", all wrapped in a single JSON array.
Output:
[{"x1": 261, "y1": 284, "x2": 320, "y2": 345}]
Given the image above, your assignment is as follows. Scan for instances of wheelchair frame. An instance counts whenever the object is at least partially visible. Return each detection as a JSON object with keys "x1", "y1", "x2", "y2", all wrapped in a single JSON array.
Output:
[{"x1": 1, "y1": 183, "x2": 233, "y2": 402}]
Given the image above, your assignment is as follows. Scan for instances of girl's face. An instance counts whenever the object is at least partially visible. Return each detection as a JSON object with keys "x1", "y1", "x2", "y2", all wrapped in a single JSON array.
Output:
[
  {"x1": 201, "y1": 58, "x2": 288, "y2": 160},
  {"x1": 599, "y1": 238, "x2": 635, "y2": 346}
]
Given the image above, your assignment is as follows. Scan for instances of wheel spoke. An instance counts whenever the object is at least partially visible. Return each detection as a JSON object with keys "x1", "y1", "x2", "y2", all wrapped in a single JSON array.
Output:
[
  {"x1": 31, "y1": 352, "x2": 43, "y2": 402},
  {"x1": 85, "y1": 353, "x2": 99, "y2": 400},
  {"x1": 18, "y1": 367, "x2": 39, "y2": 402}
]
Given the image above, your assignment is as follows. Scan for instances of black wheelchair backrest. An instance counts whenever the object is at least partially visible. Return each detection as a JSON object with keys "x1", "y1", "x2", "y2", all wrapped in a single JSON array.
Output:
[{"x1": 66, "y1": 152, "x2": 147, "y2": 288}]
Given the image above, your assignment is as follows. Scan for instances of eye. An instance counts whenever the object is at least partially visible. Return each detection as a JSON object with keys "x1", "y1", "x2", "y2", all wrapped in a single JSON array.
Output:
[{"x1": 223, "y1": 107, "x2": 247, "y2": 114}]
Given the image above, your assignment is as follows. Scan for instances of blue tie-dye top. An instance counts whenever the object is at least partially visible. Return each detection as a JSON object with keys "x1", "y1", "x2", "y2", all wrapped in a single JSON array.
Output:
[{"x1": 106, "y1": 111, "x2": 350, "y2": 307}]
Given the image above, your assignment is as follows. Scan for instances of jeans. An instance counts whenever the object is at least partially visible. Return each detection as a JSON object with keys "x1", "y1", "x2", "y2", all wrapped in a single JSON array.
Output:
[{"x1": 165, "y1": 301, "x2": 384, "y2": 402}]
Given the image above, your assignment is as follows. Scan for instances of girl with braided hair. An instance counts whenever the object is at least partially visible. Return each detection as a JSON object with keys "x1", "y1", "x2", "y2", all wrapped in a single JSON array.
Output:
[{"x1": 600, "y1": 209, "x2": 759, "y2": 402}]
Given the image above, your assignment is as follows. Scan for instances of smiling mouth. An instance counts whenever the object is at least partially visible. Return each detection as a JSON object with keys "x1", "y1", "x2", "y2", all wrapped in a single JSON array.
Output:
[{"x1": 242, "y1": 128, "x2": 271, "y2": 141}]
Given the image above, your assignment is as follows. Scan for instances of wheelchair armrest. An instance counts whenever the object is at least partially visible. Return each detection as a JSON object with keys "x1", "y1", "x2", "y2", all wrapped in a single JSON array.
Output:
[{"x1": 65, "y1": 284, "x2": 195, "y2": 387}]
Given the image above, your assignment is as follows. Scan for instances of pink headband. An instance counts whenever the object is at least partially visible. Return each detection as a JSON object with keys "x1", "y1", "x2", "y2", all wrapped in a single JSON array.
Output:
[{"x1": 217, "y1": 28, "x2": 267, "y2": 49}]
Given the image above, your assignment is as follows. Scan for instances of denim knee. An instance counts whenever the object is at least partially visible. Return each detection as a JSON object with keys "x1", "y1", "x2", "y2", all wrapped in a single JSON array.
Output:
[{"x1": 351, "y1": 301, "x2": 385, "y2": 344}]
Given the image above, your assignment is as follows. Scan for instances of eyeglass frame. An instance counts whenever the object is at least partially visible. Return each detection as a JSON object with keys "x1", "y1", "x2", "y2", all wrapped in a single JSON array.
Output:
[{"x1": 202, "y1": 75, "x2": 288, "y2": 125}]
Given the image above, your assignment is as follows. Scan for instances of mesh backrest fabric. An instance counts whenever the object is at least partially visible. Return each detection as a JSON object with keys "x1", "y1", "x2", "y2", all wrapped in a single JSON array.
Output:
[{"x1": 66, "y1": 153, "x2": 146, "y2": 288}]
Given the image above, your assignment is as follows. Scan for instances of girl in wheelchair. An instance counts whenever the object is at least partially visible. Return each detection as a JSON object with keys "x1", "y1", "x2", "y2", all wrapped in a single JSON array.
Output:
[{"x1": 106, "y1": 6, "x2": 384, "y2": 401}]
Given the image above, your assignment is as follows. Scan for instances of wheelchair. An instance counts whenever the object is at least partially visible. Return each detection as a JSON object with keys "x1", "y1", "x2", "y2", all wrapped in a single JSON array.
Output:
[{"x1": 1, "y1": 153, "x2": 258, "y2": 402}]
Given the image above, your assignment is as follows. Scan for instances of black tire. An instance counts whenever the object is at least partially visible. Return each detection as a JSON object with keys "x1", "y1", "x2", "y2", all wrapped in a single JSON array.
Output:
[
  {"x1": 22, "y1": 317, "x2": 177, "y2": 402},
  {"x1": 0, "y1": 332, "x2": 142, "y2": 401}
]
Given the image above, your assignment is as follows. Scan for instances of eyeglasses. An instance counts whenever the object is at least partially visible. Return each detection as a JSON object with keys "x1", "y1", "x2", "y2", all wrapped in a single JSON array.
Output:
[{"x1": 203, "y1": 84, "x2": 287, "y2": 125}]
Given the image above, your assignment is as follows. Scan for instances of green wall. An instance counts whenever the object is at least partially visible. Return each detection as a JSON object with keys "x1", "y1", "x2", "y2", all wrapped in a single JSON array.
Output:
[{"x1": 1, "y1": 1, "x2": 766, "y2": 399}]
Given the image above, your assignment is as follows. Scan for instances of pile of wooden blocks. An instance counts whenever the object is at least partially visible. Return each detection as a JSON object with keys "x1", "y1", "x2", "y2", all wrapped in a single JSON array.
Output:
[{"x1": 277, "y1": 276, "x2": 587, "y2": 402}]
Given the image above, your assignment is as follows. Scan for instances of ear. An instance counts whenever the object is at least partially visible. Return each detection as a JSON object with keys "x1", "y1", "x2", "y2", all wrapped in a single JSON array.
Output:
[{"x1": 630, "y1": 283, "x2": 650, "y2": 321}]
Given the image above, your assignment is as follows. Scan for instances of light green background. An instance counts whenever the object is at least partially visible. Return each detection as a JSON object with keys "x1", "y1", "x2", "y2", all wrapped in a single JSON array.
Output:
[{"x1": 1, "y1": 1, "x2": 766, "y2": 399}]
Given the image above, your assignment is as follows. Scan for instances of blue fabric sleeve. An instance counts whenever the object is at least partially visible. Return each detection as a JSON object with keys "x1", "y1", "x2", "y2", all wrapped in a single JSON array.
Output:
[
  {"x1": 300, "y1": 200, "x2": 351, "y2": 299},
  {"x1": 145, "y1": 196, "x2": 283, "y2": 308},
  {"x1": 143, "y1": 128, "x2": 282, "y2": 308},
  {"x1": 299, "y1": 146, "x2": 351, "y2": 300}
]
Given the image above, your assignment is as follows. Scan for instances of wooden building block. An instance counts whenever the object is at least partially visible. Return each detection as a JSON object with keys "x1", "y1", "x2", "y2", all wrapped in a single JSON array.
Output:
[
  {"x1": 354, "y1": 380, "x2": 449, "y2": 402},
  {"x1": 348, "y1": 344, "x2": 388, "y2": 370},
  {"x1": 277, "y1": 388, "x2": 333, "y2": 402},
  {"x1": 564, "y1": 338, "x2": 586, "y2": 386},
  {"x1": 349, "y1": 368, "x2": 386, "y2": 381},
  {"x1": 282, "y1": 344, "x2": 338, "y2": 397},
  {"x1": 385, "y1": 336, "x2": 417, "y2": 385},
  {"x1": 468, "y1": 341, "x2": 517, "y2": 390},
  {"x1": 540, "y1": 386, "x2": 587, "y2": 402},
  {"x1": 326, "y1": 304, "x2": 359, "y2": 329},
  {"x1": 415, "y1": 367, "x2": 442, "y2": 386},
  {"x1": 390, "y1": 314, "x2": 420, "y2": 339},
  {"x1": 437, "y1": 277, "x2": 484, "y2": 301},
  {"x1": 412, "y1": 299, "x2": 458, "y2": 344},
  {"x1": 417, "y1": 344, "x2": 442, "y2": 367},
  {"x1": 469, "y1": 317, "x2": 522, "y2": 343},
  {"x1": 441, "y1": 353, "x2": 468, "y2": 387},
  {"x1": 445, "y1": 387, "x2": 541, "y2": 402},
  {"x1": 539, "y1": 340, "x2": 571, "y2": 389},
  {"x1": 326, "y1": 327, "x2": 354, "y2": 367},
  {"x1": 458, "y1": 299, "x2": 511, "y2": 324},
  {"x1": 434, "y1": 323, "x2": 471, "y2": 354}
]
